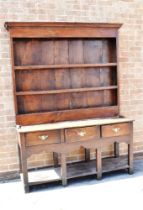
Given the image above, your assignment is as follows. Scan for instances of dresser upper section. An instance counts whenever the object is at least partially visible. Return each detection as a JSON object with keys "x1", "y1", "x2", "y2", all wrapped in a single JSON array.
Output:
[{"x1": 5, "y1": 22, "x2": 122, "y2": 125}]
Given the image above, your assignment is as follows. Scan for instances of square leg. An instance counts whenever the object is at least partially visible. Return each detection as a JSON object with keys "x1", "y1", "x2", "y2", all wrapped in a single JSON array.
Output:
[
  {"x1": 21, "y1": 150, "x2": 29, "y2": 193},
  {"x1": 61, "y1": 153, "x2": 67, "y2": 186},
  {"x1": 96, "y1": 148, "x2": 102, "y2": 180},
  {"x1": 17, "y1": 144, "x2": 22, "y2": 173},
  {"x1": 128, "y1": 143, "x2": 134, "y2": 174},
  {"x1": 19, "y1": 134, "x2": 29, "y2": 193},
  {"x1": 85, "y1": 148, "x2": 90, "y2": 161},
  {"x1": 53, "y1": 152, "x2": 59, "y2": 167},
  {"x1": 114, "y1": 142, "x2": 119, "y2": 158}
]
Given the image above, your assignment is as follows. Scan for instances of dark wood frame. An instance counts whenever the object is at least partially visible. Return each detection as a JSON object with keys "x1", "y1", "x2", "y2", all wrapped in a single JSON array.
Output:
[
  {"x1": 5, "y1": 22, "x2": 134, "y2": 193},
  {"x1": 5, "y1": 22, "x2": 122, "y2": 126}
]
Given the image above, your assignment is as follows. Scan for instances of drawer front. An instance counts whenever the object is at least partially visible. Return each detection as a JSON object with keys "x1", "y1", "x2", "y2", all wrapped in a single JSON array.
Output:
[
  {"x1": 25, "y1": 130, "x2": 61, "y2": 146},
  {"x1": 102, "y1": 123, "x2": 130, "y2": 138},
  {"x1": 65, "y1": 126, "x2": 98, "y2": 143}
]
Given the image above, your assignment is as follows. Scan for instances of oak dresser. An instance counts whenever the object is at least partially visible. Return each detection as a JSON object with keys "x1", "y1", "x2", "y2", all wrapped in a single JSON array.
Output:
[{"x1": 5, "y1": 22, "x2": 133, "y2": 193}]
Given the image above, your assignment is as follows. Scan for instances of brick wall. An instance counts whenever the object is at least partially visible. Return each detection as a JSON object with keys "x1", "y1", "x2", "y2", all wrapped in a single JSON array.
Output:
[{"x1": 0, "y1": 0, "x2": 143, "y2": 175}]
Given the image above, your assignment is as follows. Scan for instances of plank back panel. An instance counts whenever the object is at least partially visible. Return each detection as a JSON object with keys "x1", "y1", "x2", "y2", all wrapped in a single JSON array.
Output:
[
  {"x1": 54, "y1": 40, "x2": 71, "y2": 111},
  {"x1": 69, "y1": 40, "x2": 87, "y2": 109},
  {"x1": 83, "y1": 39, "x2": 103, "y2": 108},
  {"x1": 14, "y1": 38, "x2": 118, "y2": 121},
  {"x1": 16, "y1": 106, "x2": 119, "y2": 125}
]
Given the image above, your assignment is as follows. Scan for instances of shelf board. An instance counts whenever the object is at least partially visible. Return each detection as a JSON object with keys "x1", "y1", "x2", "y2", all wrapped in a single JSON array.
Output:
[
  {"x1": 14, "y1": 63, "x2": 117, "y2": 70},
  {"x1": 16, "y1": 86, "x2": 118, "y2": 96},
  {"x1": 26, "y1": 156, "x2": 128, "y2": 186}
]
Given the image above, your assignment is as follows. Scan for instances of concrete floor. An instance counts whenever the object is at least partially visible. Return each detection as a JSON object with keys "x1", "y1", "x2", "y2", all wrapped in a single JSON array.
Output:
[{"x1": 0, "y1": 159, "x2": 143, "y2": 210}]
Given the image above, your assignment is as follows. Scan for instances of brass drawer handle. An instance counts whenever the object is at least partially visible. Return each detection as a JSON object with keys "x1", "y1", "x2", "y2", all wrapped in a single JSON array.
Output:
[
  {"x1": 112, "y1": 128, "x2": 120, "y2": 133},
  {"x1": 38, "y1": 135, "x2": 49, "y2": 141},
  {"x1": 78, "y1": 131, "x2": 86, "y2": 137}
]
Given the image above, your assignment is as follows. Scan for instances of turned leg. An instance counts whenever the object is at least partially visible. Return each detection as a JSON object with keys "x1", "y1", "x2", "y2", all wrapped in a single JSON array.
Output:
[
  {"x1": 96, "y1": 148, "x2": 102, "y2": 180},
  {"x1": 53, "y1": 152, "x2": 59, "y2": 167},
  {"x1": 61, "y1": 153, "x2": 67, "y2": 186},
  {"x1": 114, "y1": 142, "x2": 119, "y2": 157}
]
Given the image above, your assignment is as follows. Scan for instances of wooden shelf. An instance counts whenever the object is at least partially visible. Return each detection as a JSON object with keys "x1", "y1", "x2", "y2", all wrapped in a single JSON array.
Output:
[
  {"x1": 14, "y1": 63, "x2": 117, "y2": 70},
  {"x1": 10, "y1": 23, "x2": 120, "y2": 125},
  {"x1": 26, "y1": 156, "x2": 128, "y2": 186},
  {"x1": 16, "y1": 86, "x2": 118, "y2": 96}
]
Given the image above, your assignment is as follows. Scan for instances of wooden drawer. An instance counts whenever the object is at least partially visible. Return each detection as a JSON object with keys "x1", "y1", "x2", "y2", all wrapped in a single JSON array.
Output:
[
  {"x1": 65, "y1": 126, "x2": 98, "y2": 143},
  {"x1": 101, "y1": 123, "x2": 130, "y2": 138},
  {"x1": 25, "y1": 130, "x2": 61, "y2": 146}
]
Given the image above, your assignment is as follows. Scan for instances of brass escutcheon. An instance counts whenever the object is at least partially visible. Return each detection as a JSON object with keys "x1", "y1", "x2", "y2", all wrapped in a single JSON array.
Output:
[
  {"x1": 78, "y1": 131, "x2": 86, "y2": 137},
  {"x1": 112, "y1": 128, "x2": 120, "y2": 133},
  {"x1": 38, "y1": 135, "x2": 49, "y2": 141}
]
